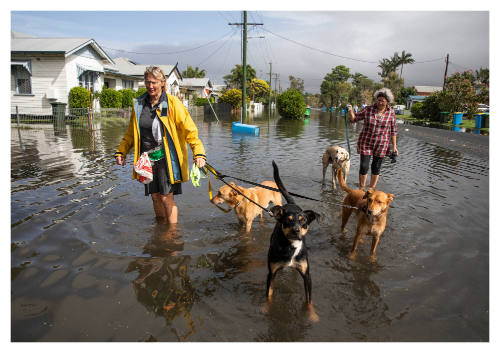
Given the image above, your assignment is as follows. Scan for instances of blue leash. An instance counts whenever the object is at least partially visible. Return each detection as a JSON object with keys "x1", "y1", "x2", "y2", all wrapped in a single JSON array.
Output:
[{"x1": 343, "y1": 108, "x2": 352, "y2": 161}]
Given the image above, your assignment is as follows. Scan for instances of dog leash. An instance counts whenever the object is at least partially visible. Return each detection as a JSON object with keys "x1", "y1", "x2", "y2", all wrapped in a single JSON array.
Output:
[
  {"x1": 344, "y1": 106, "x2": 352, "y2": 161},
  {"x1": 205, "y1": 163, "x2": 275, "y2": 216},
  {"x1": 205, "y1": 163, "x2": 358, "y2": 210}
]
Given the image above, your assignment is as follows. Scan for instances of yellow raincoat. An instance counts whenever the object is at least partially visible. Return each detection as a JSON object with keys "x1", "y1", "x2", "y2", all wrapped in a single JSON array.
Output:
[{"x1": 115, "y1": 93, "x2": 206, "y2": 183}]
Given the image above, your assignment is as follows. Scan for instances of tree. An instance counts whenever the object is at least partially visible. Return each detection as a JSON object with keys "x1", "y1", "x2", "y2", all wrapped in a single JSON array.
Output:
[
  {"x1": 320, "y1": 65, "x2": 351, "y2": 108},
  {"x1": 381, "y1": 71, "x2": 404, "y2": 98},
  {"x1": 288, "y1": 75, "x2": 304, "y2": 94},
  {"x1": 396, "y1": 86, "x2": 417, "y2": 105},
  {"x1": 438, "y1": 72, "x2": 478, "y2": 114},
  {"x1": 248, "y1": 78, "x2": 270, "y2": 102},
  {"x1": 390, "y1": 52, "x2": 401, "y2": 73},
  {"x1": 277, "y1": 89, "x2": 306, "y2": 119},
  {"x1": 350, "y1": 73, "x2": 375, "y2": 105},
  {"x1": 223, "y1": 64, "x2": 256, "y2": 89},
  {"x1": 182, "y1": 65, "x2": 206, "y2": 78},
  {"x1": 398, "y1": 50, "x2": 415, "y2": 77},
  {"x1": 378, "y1": 58, "x2": 395, "y2": 78},
  {"x1": 219, "y1": 88, "x2": 249, "y2": 110}
]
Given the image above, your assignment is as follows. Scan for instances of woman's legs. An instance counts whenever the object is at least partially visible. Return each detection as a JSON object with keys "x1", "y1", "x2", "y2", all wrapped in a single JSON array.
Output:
[
  {"x1": 369, "y1": 156, "x2": 384, "y2": 188},
  {"x1": 359, "y1": 154, "x2": 370, "y2": 189},
  {"x1": 151, "y1": 192, "x2": 178, "y2": 224},
  {"x1": 359, "y1": 154, "x2": 384, "y2": 189}
]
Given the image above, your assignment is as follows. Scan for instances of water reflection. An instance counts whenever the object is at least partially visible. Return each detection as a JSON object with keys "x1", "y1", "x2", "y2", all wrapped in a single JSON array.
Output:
[{"x1": 126, "y1": 223, "x2": 197, "y2": 341}]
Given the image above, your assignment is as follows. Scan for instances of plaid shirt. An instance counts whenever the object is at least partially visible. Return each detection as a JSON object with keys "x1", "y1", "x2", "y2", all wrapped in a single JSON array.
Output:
[{"x1": 353, "y1": 104, "x2": 397, "y2": 157}]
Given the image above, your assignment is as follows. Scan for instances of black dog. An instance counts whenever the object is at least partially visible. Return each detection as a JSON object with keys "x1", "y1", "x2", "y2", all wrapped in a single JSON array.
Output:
[{"x1": 264, "y1": 161, "x2": 320, "y2": 321}]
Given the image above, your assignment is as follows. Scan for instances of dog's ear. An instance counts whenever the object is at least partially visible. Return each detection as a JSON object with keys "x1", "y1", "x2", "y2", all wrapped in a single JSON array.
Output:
[
  {"x1": 387, "y1": 193, "x2": 394, "y2": 203},
  {"x1": 270, "y1": 205, "x2": 283, "y2": 220},
  {"x1": 304, "y1": 210, "x2": 320, "y2": 225}
]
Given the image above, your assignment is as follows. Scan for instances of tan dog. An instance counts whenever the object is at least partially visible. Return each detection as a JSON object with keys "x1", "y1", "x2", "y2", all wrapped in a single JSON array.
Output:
[
  {"x1": 322, "y1": 146, "x2": 350, "y2": 190},
  {"x1": 337, "y1": 169, "x2": 394, "y2": 262},
  {"x1": 211, "y1": 181, "x2": 282, "y2": 233}
]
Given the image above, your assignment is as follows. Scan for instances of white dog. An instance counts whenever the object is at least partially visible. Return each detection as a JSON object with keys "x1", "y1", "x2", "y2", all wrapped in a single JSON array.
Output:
[{"x1": 322, "y1": 146, "x2": 350, "y2": 190}]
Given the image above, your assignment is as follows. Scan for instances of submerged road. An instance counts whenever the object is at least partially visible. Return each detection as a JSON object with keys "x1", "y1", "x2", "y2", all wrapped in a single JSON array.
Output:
[{"x1": 398, "y1": 124, "x2": 489, "y2": 159}]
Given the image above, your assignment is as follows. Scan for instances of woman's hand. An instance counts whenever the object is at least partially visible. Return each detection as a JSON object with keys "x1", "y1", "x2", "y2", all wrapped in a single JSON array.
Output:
[
  {"x1": 194, "y1": 157, "x2": 206, "y2": 168},
  {"x1": 393, "y1": 146, "x2": 399, "y2": 156},
  {"x1": 116, "y1": 155, "x2": 126, "y2": 165}
]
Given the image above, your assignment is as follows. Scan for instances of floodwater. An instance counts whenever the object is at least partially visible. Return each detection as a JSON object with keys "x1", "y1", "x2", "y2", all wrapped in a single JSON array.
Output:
[{"x1": 11, "y1": 109, "x2": 488, "y2": 342}]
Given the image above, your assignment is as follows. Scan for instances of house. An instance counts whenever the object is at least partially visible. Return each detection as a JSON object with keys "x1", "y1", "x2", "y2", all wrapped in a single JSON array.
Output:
[
  {"x1": 11, "y1": 31, "x2": 119, "y2": 114},
  {"x1": 111, "y1": 57, "x2": 183, "y2": 96},
  {"x1": 407, "y1": 95, "x2": 426, "y2": 109},
  {"x1": 413, "y1": 86, "x2": 442, "y2": 97},
  {"x1": 180, "y1": 78, "x2": 213, "y2": 100}
]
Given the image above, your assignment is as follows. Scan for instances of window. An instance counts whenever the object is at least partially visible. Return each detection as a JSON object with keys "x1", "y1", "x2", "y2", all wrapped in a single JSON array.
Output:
[
  {"x1": 79, "y1": 71, "x2": 98, "y2": 91},
  {"x1": 12, "y1": 61, "x2": 32, "y2": 94},
  {"x1": 123, "y1": 79, "x2": 134, "y2": 89}
]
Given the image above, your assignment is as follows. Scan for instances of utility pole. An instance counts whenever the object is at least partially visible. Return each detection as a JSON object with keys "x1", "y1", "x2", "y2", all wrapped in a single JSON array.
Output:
[
  {"x1": 443, "y1": 53, "x2": 449, "y2": 91},
  {"x1": 268, "y1": 62, "x2": 272, "y2": 113},
  {"x1": 228, "y1": 11, "x2": 263, "y2": 122}
]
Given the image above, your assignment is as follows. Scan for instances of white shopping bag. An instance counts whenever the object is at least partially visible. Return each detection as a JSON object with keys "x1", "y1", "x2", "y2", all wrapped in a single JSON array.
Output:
[{"x1": 134, "y1": 152, "x2": 153, "y2": 184}]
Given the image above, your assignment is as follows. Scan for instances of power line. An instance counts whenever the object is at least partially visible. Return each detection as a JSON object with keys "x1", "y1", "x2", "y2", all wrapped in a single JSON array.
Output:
[
  {"x1": 196, "y1": 28, "x2": 239, "y2": 68},
  {"x1": 262, "y1": 27, "x2": 445, "y2": 65},
  {"x1": 102, "y1": 30, "x2": 235, "y2": 55}
]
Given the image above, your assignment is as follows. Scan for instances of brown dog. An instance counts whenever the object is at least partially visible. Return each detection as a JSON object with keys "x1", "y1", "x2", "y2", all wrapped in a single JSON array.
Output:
[
  {"x1": 211, "y1": 181, "x2": 282, "y2": 233},
  {"x1": 337, "y1": 169, "x2": 394, "y2": 262},
  {"x1": 322, "y1": 146, "x2": 350, "y2": 190}
]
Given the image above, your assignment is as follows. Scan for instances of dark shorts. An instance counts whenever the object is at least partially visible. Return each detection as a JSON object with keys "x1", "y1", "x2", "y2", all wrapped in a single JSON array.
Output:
[{"x1": 144, "y1": 158, "x2": 182, "y2": 196}]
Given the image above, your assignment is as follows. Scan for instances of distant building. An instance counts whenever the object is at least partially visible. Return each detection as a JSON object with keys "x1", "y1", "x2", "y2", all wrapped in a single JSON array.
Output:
[
  {"x1": 111, "y1": 57, "x2": 182, "y2": 96},
  {"x1": 180, "y1": 78, "x2": 213, "y2": 100},
  {"x1": 413, "y1": 86, "x2": 442, "y2": 97}
]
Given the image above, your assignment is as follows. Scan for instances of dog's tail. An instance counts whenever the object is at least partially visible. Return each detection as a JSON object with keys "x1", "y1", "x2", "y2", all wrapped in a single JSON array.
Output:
[
  {"x1": 337, "y1": 168, "x2": 353, "y2": 194},
  {"x1": 272, "y1": 160, "x2": 295, "y2": 204}
]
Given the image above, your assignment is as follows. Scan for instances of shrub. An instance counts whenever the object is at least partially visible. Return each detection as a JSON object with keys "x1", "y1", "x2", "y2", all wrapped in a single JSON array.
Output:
[
  {"x1": 277, "y1": 89, "x2": 306, "y2": 119},
  {"x1": 421, "y1": 93, "x2": 442, "y2": 122},
  {"x1": 220, "y1": 89, "x2": 243, "y2": 109},
  {"x1": 100, "y1": 88, "x2": 123, "y2": 108},
  {"x1": 69, "y1": 86, "x2": 91, "y2": 108},
  {"x1": 194, "y1": 97, "x2": 215, "y2": 106},
  {"x1": 119, "y1": 89, "x2": 136, "y2": 108},
  {"x1": 410, "y1": 102, "x2": 424, "y2": 119},
  {"x1": 136, "y1": 87, "x2": 147, "y2": 97}
]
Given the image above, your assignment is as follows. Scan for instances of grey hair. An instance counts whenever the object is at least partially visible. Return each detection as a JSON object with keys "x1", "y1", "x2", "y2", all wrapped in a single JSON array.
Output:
[
  {"x1": 373, "y1": 87, "x2": 394, "y2": 104},
  {"x1": 144, "y1": 66, "x2": 167, "y2": 91}
]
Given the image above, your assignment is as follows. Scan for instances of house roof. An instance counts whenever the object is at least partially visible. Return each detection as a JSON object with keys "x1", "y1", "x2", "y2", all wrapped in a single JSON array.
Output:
[
  {"x1": 413, "y1": 86, "x2": 442, "y2": 93},
  {"x1": 408, "y1": 95, "x2": 426, "y2": 100},
  {"x1": 180, "y1": 78, "x2": 212, "y2": 88},
  {"x1": 111, "y1": 57, "x2": 179, "y2": 78},
  {"x1": 11, "y1": 36, "x2": 114, "y2": 64}
]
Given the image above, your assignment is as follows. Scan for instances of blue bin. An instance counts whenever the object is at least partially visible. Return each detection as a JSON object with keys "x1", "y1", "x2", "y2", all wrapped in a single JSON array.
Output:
[
  {"x1": 474, "y1": 114, "x2": 484, "y2": 129},
  {"x1": 232, "y1": 122, "x2": 259, "y2": 136},
  {"x1": 452, "y1": 112, "x2": 463, "y2": 125}
]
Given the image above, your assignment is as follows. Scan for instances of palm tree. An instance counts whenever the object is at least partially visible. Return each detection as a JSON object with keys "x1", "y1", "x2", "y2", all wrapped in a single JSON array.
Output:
[
  {"x1": 377, "y1": 58, "x2": 393, "y2": 78},
  {"x1": 390, "y1": 52, "x2": 401, "y2": 73},
  {"x1": 398, "y1": 50, "x2": 415, "y2": 77},
  {"x1": 182, "y1": 65, "x2": 206, "y2": 78}
]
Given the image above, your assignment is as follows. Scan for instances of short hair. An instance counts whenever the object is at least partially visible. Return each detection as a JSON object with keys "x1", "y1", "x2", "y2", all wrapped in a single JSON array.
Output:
[
  {"x1": 144, "y1": 66, "x2": 167, "y2": 92},
  {"x1": 373, "y1": 88, "x2": 394, "y2": 104}
]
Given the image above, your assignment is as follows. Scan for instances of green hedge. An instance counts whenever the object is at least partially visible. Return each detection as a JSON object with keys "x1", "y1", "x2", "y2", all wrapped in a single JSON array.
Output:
[
  {"x1": 119, "y1": 89, "x2": 135, "y2": 108},
  {"x1": 100, "y1": 88, "x2": 122, "y2": 108},
  {"x1": 136, "y1": 87, "x2": 147, "y2": 97},
  {"x1": 69, "y1": 86, "x2": 91, "y2": 108},
  {"x1": 277, "y1": 89, "x2": 306, "y2": 119},
  {"x1": 194, "y1": 97, "x2": 215, "y2": 106}
]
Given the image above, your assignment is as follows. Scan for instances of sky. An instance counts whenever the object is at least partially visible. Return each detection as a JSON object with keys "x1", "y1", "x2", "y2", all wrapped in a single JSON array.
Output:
[{"x1": 8, "y1": 3, "x2": 491, "y2": 94}]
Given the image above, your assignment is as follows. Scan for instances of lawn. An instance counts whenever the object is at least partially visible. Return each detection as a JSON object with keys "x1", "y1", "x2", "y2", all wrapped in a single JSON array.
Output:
[{"x1": 397, "y1": 114, "x2": 489, "y2": 133}]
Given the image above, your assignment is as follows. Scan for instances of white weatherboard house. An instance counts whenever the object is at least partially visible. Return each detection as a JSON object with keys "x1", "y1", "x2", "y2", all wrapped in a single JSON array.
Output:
[
  {"x1": 180, "y1": 78, "x2": 213, "y2": 100},
  {"x1": 11, "y1": 32, "x2": 117, "y2": 114},
  {"x1": 111, "y1": 57, "x2": 183, "y2": 97}
]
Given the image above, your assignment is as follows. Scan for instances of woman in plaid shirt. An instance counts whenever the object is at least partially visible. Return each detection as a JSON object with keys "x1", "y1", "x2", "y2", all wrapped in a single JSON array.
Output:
[{"x1": 347, "y1": 88, "x2": 398, "y2": 189}]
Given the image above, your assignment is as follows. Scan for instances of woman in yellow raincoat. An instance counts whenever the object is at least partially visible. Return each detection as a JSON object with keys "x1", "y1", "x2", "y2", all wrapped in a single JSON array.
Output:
[{"x1": 115, "y1": 66, "x2": 206, "y2": 224}]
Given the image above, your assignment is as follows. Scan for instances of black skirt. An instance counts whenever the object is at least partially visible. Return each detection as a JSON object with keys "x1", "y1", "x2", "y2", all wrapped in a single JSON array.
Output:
[{"x1": 144, "y1": 158, "x2": 182, "y2": 196}]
